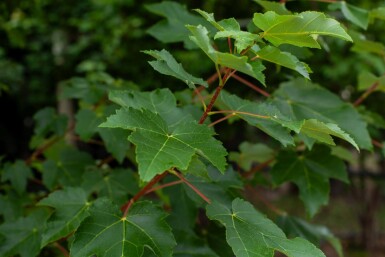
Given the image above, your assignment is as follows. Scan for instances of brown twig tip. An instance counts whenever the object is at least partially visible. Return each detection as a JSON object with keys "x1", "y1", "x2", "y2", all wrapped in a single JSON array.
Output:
[
  {"x1": 54, "y1": 242, "x2": 69, "y2": 257},
  {"x1": 231, "y1": 74, "x2": 270, "y2": 97},
  {"x1": 170, "y1": 170, "x2": 211, "y2": 204},
  {"x1": 354, "y1": 81, "x2": 379, "y2": 107},
  {"x1": 121, "y1": 172, "x2": 167, "y2": 217}
]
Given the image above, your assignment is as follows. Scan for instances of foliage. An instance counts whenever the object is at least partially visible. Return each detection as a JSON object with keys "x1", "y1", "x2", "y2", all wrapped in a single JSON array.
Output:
[{"x1": 1, "y1": 1, "x2": 385, "y2": 257}]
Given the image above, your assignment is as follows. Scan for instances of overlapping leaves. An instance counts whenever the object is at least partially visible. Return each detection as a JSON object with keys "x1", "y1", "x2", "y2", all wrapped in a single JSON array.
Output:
[
  {"x1": 270, "y1": 78, "x2": 371, "y2": 150},
  {"x1": 206, "y1": 198, "x2": 325, "y2": 257},
  {"x1": 271, "y1": 146, "x2": 348, "y2": 216},
  {"x1": 101, "y1": 89, "x2": 227, "y2": 181},
  {"x1": 71, "y1": 199, "x2": 176, "y2": 257},
  {"x1": 253, "y1": 11, "x2": 352, "y2": 48}
]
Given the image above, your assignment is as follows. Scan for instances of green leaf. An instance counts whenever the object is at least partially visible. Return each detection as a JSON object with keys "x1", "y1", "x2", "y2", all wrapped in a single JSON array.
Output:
[
  {"x1": 358, "y1": 106, "x2": 385, "y2": 130},
  {"x1": 206, "y1": 198, "x2": 325, "y2": 257},
  {"x1": 270, "y1": 78, "x2": 372, "y2": 150},
  {"x1": 195, "y1": 10, "x2": 261, "y2": 53},
  {"x1": 229, "y1": 142, "x2": 274, "y2": 170},
  {"x1": 143, "y1": 49, "x2": 208, "y2": 88},
  {"x1": 271, "y1": 146, "x2": 348, "y2": 216},
  {"x1": 219, "y1": 91, "x2": 303, "y2": 146},
  {"x1": 81, "y1": 168, "x2": 139, "y2": 205},
  {"x1": 357, "y1": 71, "x2": 385, "y2": 91},
  {"x1": 254, "y1": 45, "x2": 312, "y2": 78},
  {"x1": 277, "y1": 215, "x2": 343, "y2": 257},
  {"x1": 370, "y1": 7, "x2": 385, "y2": 20},
  {"x1": 38, "y1": 187, "x2": 91, "y2": 246},
  {"x1": 145, "y1": 1, "x2": 213, "y2": 49},
  {"x1": 330, "y1": 2, "x2": 369, "y2": 29},
  {"x1": 253, "y1": 11, "x2": 352, "y2": 48},
  {"x1": 43, "y1": 148, "x2": 94, "y2": 187},
  {"x1": 75, "y1": 109, "x2": 102, "y2": 141},
  {"x1": 0, "y1": 208, "x2": 50, "y2": 257},
  {"x1": 300, "y1": 119, "x2": 359, "y2": 150},
  {"x1": 350, "y1": 33, "x2": 385, "y2": 56},
  {"x1": 187, "y1": 25, "x2": 266, "y2": 85},
  {"x1": 254, "y1": 0, "x2": 291, "y2": 15},
  {"x1": 184, "y1": 167, "x2": 242, "y2": 206},
  {"x1": 2, "y1": 160, "x2": 32, "y2": 195},
  {"x1": 101, "y1": 108, "x2": 227, "y2": 181},
  {"x1": 70, "y1": 199, "x2": 176, "y2": 257},
  {"x1": 98, "y1": 128, "x2": 131, "y2": 163},
  {"x1": 33, "y1": 107, "x2": 68, "y2": 137},
  {"x1": 108, "y1": 88, "x2": 192, "y2": 129}
]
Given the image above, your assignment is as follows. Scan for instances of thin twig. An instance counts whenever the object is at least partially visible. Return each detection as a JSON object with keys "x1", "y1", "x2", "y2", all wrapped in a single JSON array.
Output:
[
  {"x1": 25, "y1": 136, "x2": 62, "y2": 165},
  {"x1": 372, "y1": 139, "x2": 383, "y2": 149},
  {"x1": 242, "y1": 159, "x2": 275, "y2": 178},
  {"x1": 245, "y1": 185, "x2": 285, "y2": 215},
  {"x1": 121, "y1": 172, "x2": 167, "y2": 217},
  {"x1": 199, "y1": 84, "x2": 225, "y2": 124},
  {"x1": 354, "y1": 82, "x2": 380, "y2": 107},
  {"x1": 208, "y1": 113, "x2": 235, "y2": 127},
  {"x1": 97, "y1": 155, "x2": 115, "y2": 168},
  {"x1": 54, "y1": 242, "x2": 69, "y2": 257},
  {"x1": 228, "y1": 37, "x2": 233, "y2": 54},
  {"x1": 145, "y1": 180, "x2": 184, "y2": 194},
  {"x1": 170, "y1": 170, "x2": 211, "y2": 204},
  {"x1": 231, "y1": 74, "x2": 270, "y2": 97},
  {"x1": 209, "y1": 110, "x2": 270, "y2": 119}
]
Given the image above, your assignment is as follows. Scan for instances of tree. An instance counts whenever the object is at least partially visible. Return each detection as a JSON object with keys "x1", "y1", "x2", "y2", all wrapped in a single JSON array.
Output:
[{"x1": 1, "y1": 1, "x2": 385, "y2": 256}]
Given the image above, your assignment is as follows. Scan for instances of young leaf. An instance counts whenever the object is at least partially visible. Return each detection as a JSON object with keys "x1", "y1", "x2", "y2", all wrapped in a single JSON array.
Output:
[
  {"x1": 81, "y1": 168, "x2": 139, "y2": 205},
  {"x1": 330, "y1": 2, "x2": 369, "y2": 29},
  {"x1": 187, "y1": 25, "x2": 266, "y2": 85},
  {"x1": 0, "y1": 208, "x2": 50, "y2": 257},
  {"x1": 271, "y1": 146, "x2": 348, "y2": 216},
  {"x1": 270, "y1": 78, "x2": 372, "y2": 150},
  {"x1": 38, "y1": 187, "x2": 91, "y2": 246},
  {"x1": 143, "y1": 49, "x2": 208, "y2": 88},
  {"x1": 145, "y1": 1, "x2": 213, "y2": 49},
  {"x1": 253, "y1": 11, "x2": 352, "y2": 48},
  {"x1": 254, "y1": 0, "x2": 291, "y2": 15},
  {"x1": 229, "y1": 142, "x2": 274, "y2": 171},
  {"x1": 108, "y1": 88, "x2": 192, "y2": 129},
  {"x1": 195, "y1": 10, "x2": 261, "y2": 53},
  {"x1": 219, "y1": 91, "x2": 302, "y2": 146},
  {"x1": 254, "y1": 45, "x2": 312, "y2": 78},
  {"x1": 98, "y1": 128, "x2": 131, "y2": 163},
  {"x1": 75, "y1": 109, "x2": 102, "y2": 140},
  {"x1": 206, "y1": 198, "x2": 326, "y2": 257},
  {"x1": 277, "y1": 215, "x2": 343, "y2": 257},
  {"x1": 357, "y1": 71, "x2": 385, "y2": 91},
  {"x1": 70, "y1": 199, "x2": 176, "y2": 257},
  {"x1": 370, "y1": 7, "x2": 385, "y2": 20},
  {"x1": 300, "y1": 119, "x2": 359, "y2": 150},
  {"x1": 2, "y1": 161, "x2": 32, "y2": 195},
  {"x1": 101, "y1": 108, "x2": 227, "y2": 181}
]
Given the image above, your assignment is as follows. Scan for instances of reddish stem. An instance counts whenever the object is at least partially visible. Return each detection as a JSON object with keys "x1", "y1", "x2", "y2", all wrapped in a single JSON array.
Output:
[
  {"x1": 372, "y1": 139, "x2": 383, "y2": 149},
  {"x1": 145, "y1": 180, "x2": 184, "y2": 194},
  {"x1": 242, "y1": 159, "x2": 274, "y2": 178},
  {"x1": 228, "y1": 37, "x2": 233, "y2": 54},
  {"x1": 208, "y1": 113, "x2": 235, "y2": 127},
  {"x1": 97, "y1": 155, "x2": 115, "y2": 168},
  {"x1": 25, "y1": 136, "x2": 62, "y2": 165},
  {"x1": 199, "y1": 84, "x2": 224, "y2": 124},
  {"x1": 245, "y1": 185, "x2": 285, "y2": 215},
  {"x1": 354, "y1": 82, "x2": 380, "y2": 107},
  {"x1": 121, "y1": 172, "x2": 167, "y2": 217},
  {"x1": 54, "y1": 242, "x2": 69, "y2": 257},
  {"x1": 172, "y1": 171, "x2": 211, "y2": 204},
  {"x1": 231, "y1": 74, "x2": 270, "y2": 97}
]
